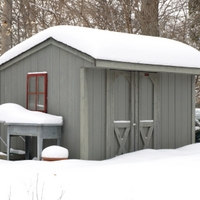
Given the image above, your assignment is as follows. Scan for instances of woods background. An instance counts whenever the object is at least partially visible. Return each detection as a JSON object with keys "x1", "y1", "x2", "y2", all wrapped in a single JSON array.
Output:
[{"x1": 1, "y1": 0, "x2": 200, "y2": 103}]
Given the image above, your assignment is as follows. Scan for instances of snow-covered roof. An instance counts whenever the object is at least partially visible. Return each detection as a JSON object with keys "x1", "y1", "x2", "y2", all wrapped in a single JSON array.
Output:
[
  {"x1": 0, "y1": 103, "x2": 63, "y2": 125},
  {"x1": 1, "y1": 25, "x2": 200, "y2": 69}
]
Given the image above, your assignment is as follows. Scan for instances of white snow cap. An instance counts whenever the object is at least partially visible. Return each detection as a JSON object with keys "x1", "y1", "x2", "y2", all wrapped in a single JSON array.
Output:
[
  {"x1": 0, "y1": 25, "x2": 200, "y2": 68},
  {"x1": 42, "y1": 145, "x2": 69, "y2": 158},
  {"x1": 0, "y1": 103, "x2": 63, "y2": 125}
]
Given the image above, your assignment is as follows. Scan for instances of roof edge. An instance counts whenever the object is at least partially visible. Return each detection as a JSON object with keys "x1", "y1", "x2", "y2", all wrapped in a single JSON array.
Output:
[
  {"x1": 0, "y1": 38, "x2": 95, "y2": 71},
  {"x1": 95, "y1": 60, "x2": 200, "y2": 75},
  {"x1": 0, "y1": 38, "x2": 52, "y2": 71}
]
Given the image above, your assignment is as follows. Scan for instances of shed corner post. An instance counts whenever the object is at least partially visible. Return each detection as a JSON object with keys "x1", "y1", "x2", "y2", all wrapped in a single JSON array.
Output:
[
  {"x1": 130, "y1": 72, "x2": 135, "y2": 152},
  {"x1": 192, "y1": 75, "x2": 195, "y2": 143},
  {"x1": 134, "y1": 71, "x2": 139, "y2": 151},
  {"x1": 149, "y1": 72, "x2": 160, "y2": 149},
  {"x1": 7, "y1": 125, "x2": 10, "y2": 160},
  {"x1": 156, "y1": 73, "x2": 161, "y2": 149},
  {"x1": 80, "y1": 67, "x2": 89, "y2": 160},
  {"x1": 106, "y1": 69, "x2": 113, "y2": 159}
]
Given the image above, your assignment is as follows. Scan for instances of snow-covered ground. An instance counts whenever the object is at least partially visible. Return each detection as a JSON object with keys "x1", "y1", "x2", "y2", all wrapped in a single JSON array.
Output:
[{"x1": 0, "y1": 143, "x2": 200, "y2": 200}]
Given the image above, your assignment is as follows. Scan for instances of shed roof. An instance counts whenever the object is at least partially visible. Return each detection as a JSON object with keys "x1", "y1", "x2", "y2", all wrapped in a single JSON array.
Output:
[{"x1": 0, "y1": 25, "x2": 200, "y2": 71}]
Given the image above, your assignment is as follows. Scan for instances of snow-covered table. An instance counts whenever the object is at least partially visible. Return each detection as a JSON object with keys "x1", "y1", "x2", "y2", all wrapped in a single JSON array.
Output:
[
  {"x1": 0, "y1": 103, "x2": 63, "y2": 161},
  {"x1": 6, "y1": 123, "x2": 62, "y2": 160}
]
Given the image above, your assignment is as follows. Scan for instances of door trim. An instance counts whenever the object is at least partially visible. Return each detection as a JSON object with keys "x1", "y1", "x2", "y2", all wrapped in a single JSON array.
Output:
[{"x1": 106, "y1": 70, "x2": 160, "y2": 158}]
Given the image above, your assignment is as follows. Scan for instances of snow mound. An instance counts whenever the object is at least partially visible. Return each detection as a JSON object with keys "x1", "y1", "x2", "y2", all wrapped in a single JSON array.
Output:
[
  {"x1": 10, "y1": 148, "x2": 25, "y2": 155},
  {"x1": 42, "y1": 145, "x2": 69, "y2": 158},
  {"x1": 0, "y1": 152, "x2": 6, "y2": 156},
  {"x1": 0, "y1": 103, "x2": 63, "y2": 125},
  {"x1": 0, "y1": 25, "x2": 200, "y2": 68}
]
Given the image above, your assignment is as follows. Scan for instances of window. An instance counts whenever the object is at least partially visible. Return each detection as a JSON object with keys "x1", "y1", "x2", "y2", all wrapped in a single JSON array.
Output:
[{"x1": 27, "y1": 72, "x2": 47, "y2": 113}]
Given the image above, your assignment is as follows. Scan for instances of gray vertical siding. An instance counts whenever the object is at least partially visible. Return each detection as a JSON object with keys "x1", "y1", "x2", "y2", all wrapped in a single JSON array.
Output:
[
  {"x1": 0, "y1": 64, "x2": 26, "y2": 152},
  {"x1": 160, "y1": 73, "x2": 192, "y2": 149},
  {"x1": 114, "y1": 73, "x2": 130, "y2": 121},
  {"x1": 0, "y1": 44, "x2": 94, "y2": 159},
  {"x1": 139, "y1": 75, "x2": 153, "y2": 121},
  {"x1": 87, "y1": 68, "x2": 106, "y2": 160},
  {"x1": 139, "y1": 74, "x2": 154, "y2": 149},
  {"x1": 0, "y1": 41, "x2": 195, "y2": 160},
  {"x1": 105, "y1": 71, "x2": 194, "y2": 159},
  {"x1": 0, "y1": 70, "x2": 5, "y2": 152},
  {"x1": 113, "y1": 72, "x2": 131, "y2": 156}
]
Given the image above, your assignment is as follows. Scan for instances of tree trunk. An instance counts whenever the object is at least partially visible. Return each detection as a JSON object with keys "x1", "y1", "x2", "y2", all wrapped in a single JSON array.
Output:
[
  {"x1": 140, "y1": 0, "x2": 159, "y2": 36},
  {"x1": 1, "y1": 0, "x2": 12, "y2": 55}
]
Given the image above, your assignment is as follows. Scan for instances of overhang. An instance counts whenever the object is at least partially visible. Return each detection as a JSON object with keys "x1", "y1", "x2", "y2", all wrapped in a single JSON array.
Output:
[{"x1": 95, "y1": 60, "x2": 200, "y2": 75}]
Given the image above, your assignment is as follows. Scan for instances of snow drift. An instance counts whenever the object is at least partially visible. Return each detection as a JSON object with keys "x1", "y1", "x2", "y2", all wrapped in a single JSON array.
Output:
[{"x1": 0, "y1": 143, "x2": 200, "y2": 200}]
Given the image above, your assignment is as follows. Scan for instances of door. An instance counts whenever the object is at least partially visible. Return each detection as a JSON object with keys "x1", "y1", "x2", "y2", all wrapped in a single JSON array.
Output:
[{"x1": 106, "y1": 70, "x2": 159, "y2": 158}]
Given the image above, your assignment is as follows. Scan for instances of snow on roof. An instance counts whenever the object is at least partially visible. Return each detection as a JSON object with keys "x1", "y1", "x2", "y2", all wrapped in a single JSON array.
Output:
[
  {"x1": 0, "y1": 25, "x2": 200, "y2": 68},
  {"x1": 0, "y1": 103, "x2": 63, "y2": 125}
]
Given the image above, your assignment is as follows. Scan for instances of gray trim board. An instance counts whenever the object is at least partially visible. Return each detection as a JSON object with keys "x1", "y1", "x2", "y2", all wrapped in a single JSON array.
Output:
[
  {"x1": 149, "y1": 73, "x2": 158, "y2": 149},
  {"x1": 50, "y1": 39, "x2": 95, "y2": 63},
  {"x1": 1, "y1": 38, "x2": 200, "y2": 76},
  {"x1": 95, "y1": 60, "x2": 200, "y2": 75},
  {"x1": 134, "y1": 72, "x2": 139, "y2": 151},
  {"x1": 192, "y1": 75, "x2": 195, "y2": 143},
  {"x1": 80, "y1": 68, "x2": 89, "y2": 160},
  {"x1": 157, "y1": 73, "x2": 161, "y2": 148},
  {"x1": 0, "y1": 40, "x2": 52, "y2": 71},
  {"x1": 130, "y1": 72, "x2": 135, "y2": 152},
  {"x1": 0, "y1": 38, "x2": 95, "y2": 71},
  {"x1": 106, "y1": 69, "x2": 111, "y2": 159}
]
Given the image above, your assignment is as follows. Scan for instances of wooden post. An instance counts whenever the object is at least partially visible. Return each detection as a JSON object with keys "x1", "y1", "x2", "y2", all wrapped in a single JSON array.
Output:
[
  {"x1": 7, "y1": 126, "x2": 10, "y2": 160},
  {"x1": 80, "y1": 68, "x2": 89, "y2": 160},
  {"x1": 134, "y1": 72, "x2": 139, "y2": 151},
  {"x1": 110, "y1": 71, "x2": 115, "y2": 157},
  {"x1": 106, "y1": 69, "x2": 111, "y2": 159},
  {"x1": 191, "y1": 75, "x2": 195, "y2": 143},
  {"x1": 149, "y1": 73, "x2": 158, "y2": 149},
  {"x1": 157, "y1": 73, "x2": 161, "y2": 148},
  {"x1": 130, "y1": 72, "x2": 135, "y2": 152}
]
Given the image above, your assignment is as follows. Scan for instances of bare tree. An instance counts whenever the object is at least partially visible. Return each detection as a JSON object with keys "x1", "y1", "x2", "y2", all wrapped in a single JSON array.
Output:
[
  {"x1": 0, "y1": 0, "x2": 197, "y2": 57},
  {"x1": 189, "y1": 0, "x2": 200, "y2": 49},
  {"x1": 188, "y1": 0, "x2": 200, "y2": 104},
  {"x1": 159, "y1": 0, "x2": 189, "y2": 43},
  {"x1": 1, "y1": 0, "x2": 12, "y2": 55},
  {"x1": 138, "y1": 0, "x2": 159, "y2": 36}
]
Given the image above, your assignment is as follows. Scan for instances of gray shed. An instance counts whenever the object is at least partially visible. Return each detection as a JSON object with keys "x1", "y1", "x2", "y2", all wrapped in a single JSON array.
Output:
[{"x1": 0, "y1": 25, "x2": 200, "y2": 160}]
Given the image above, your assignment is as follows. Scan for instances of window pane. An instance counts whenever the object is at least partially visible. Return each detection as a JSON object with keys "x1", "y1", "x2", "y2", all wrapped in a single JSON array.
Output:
[
  {"x1": 38, "y1": 76, "x2": 45, "y2": 93},
  {"x1": 28, "y1": 94, "x2": 35, "y2": 110},
  {"x1": 37, "y1": 94, "x2": 44, "y2": 111},
  {"x1": 29, "y1": 77, "x2": 36, "y2": 93},
  {"x1": 27, "y1": 73, "x2": 47, "y2": 113}
]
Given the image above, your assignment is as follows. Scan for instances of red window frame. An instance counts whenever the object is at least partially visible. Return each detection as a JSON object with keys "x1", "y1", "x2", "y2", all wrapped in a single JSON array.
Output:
[{"x1": 26, "y1": 72, "x2": 48, "y2": 113}]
